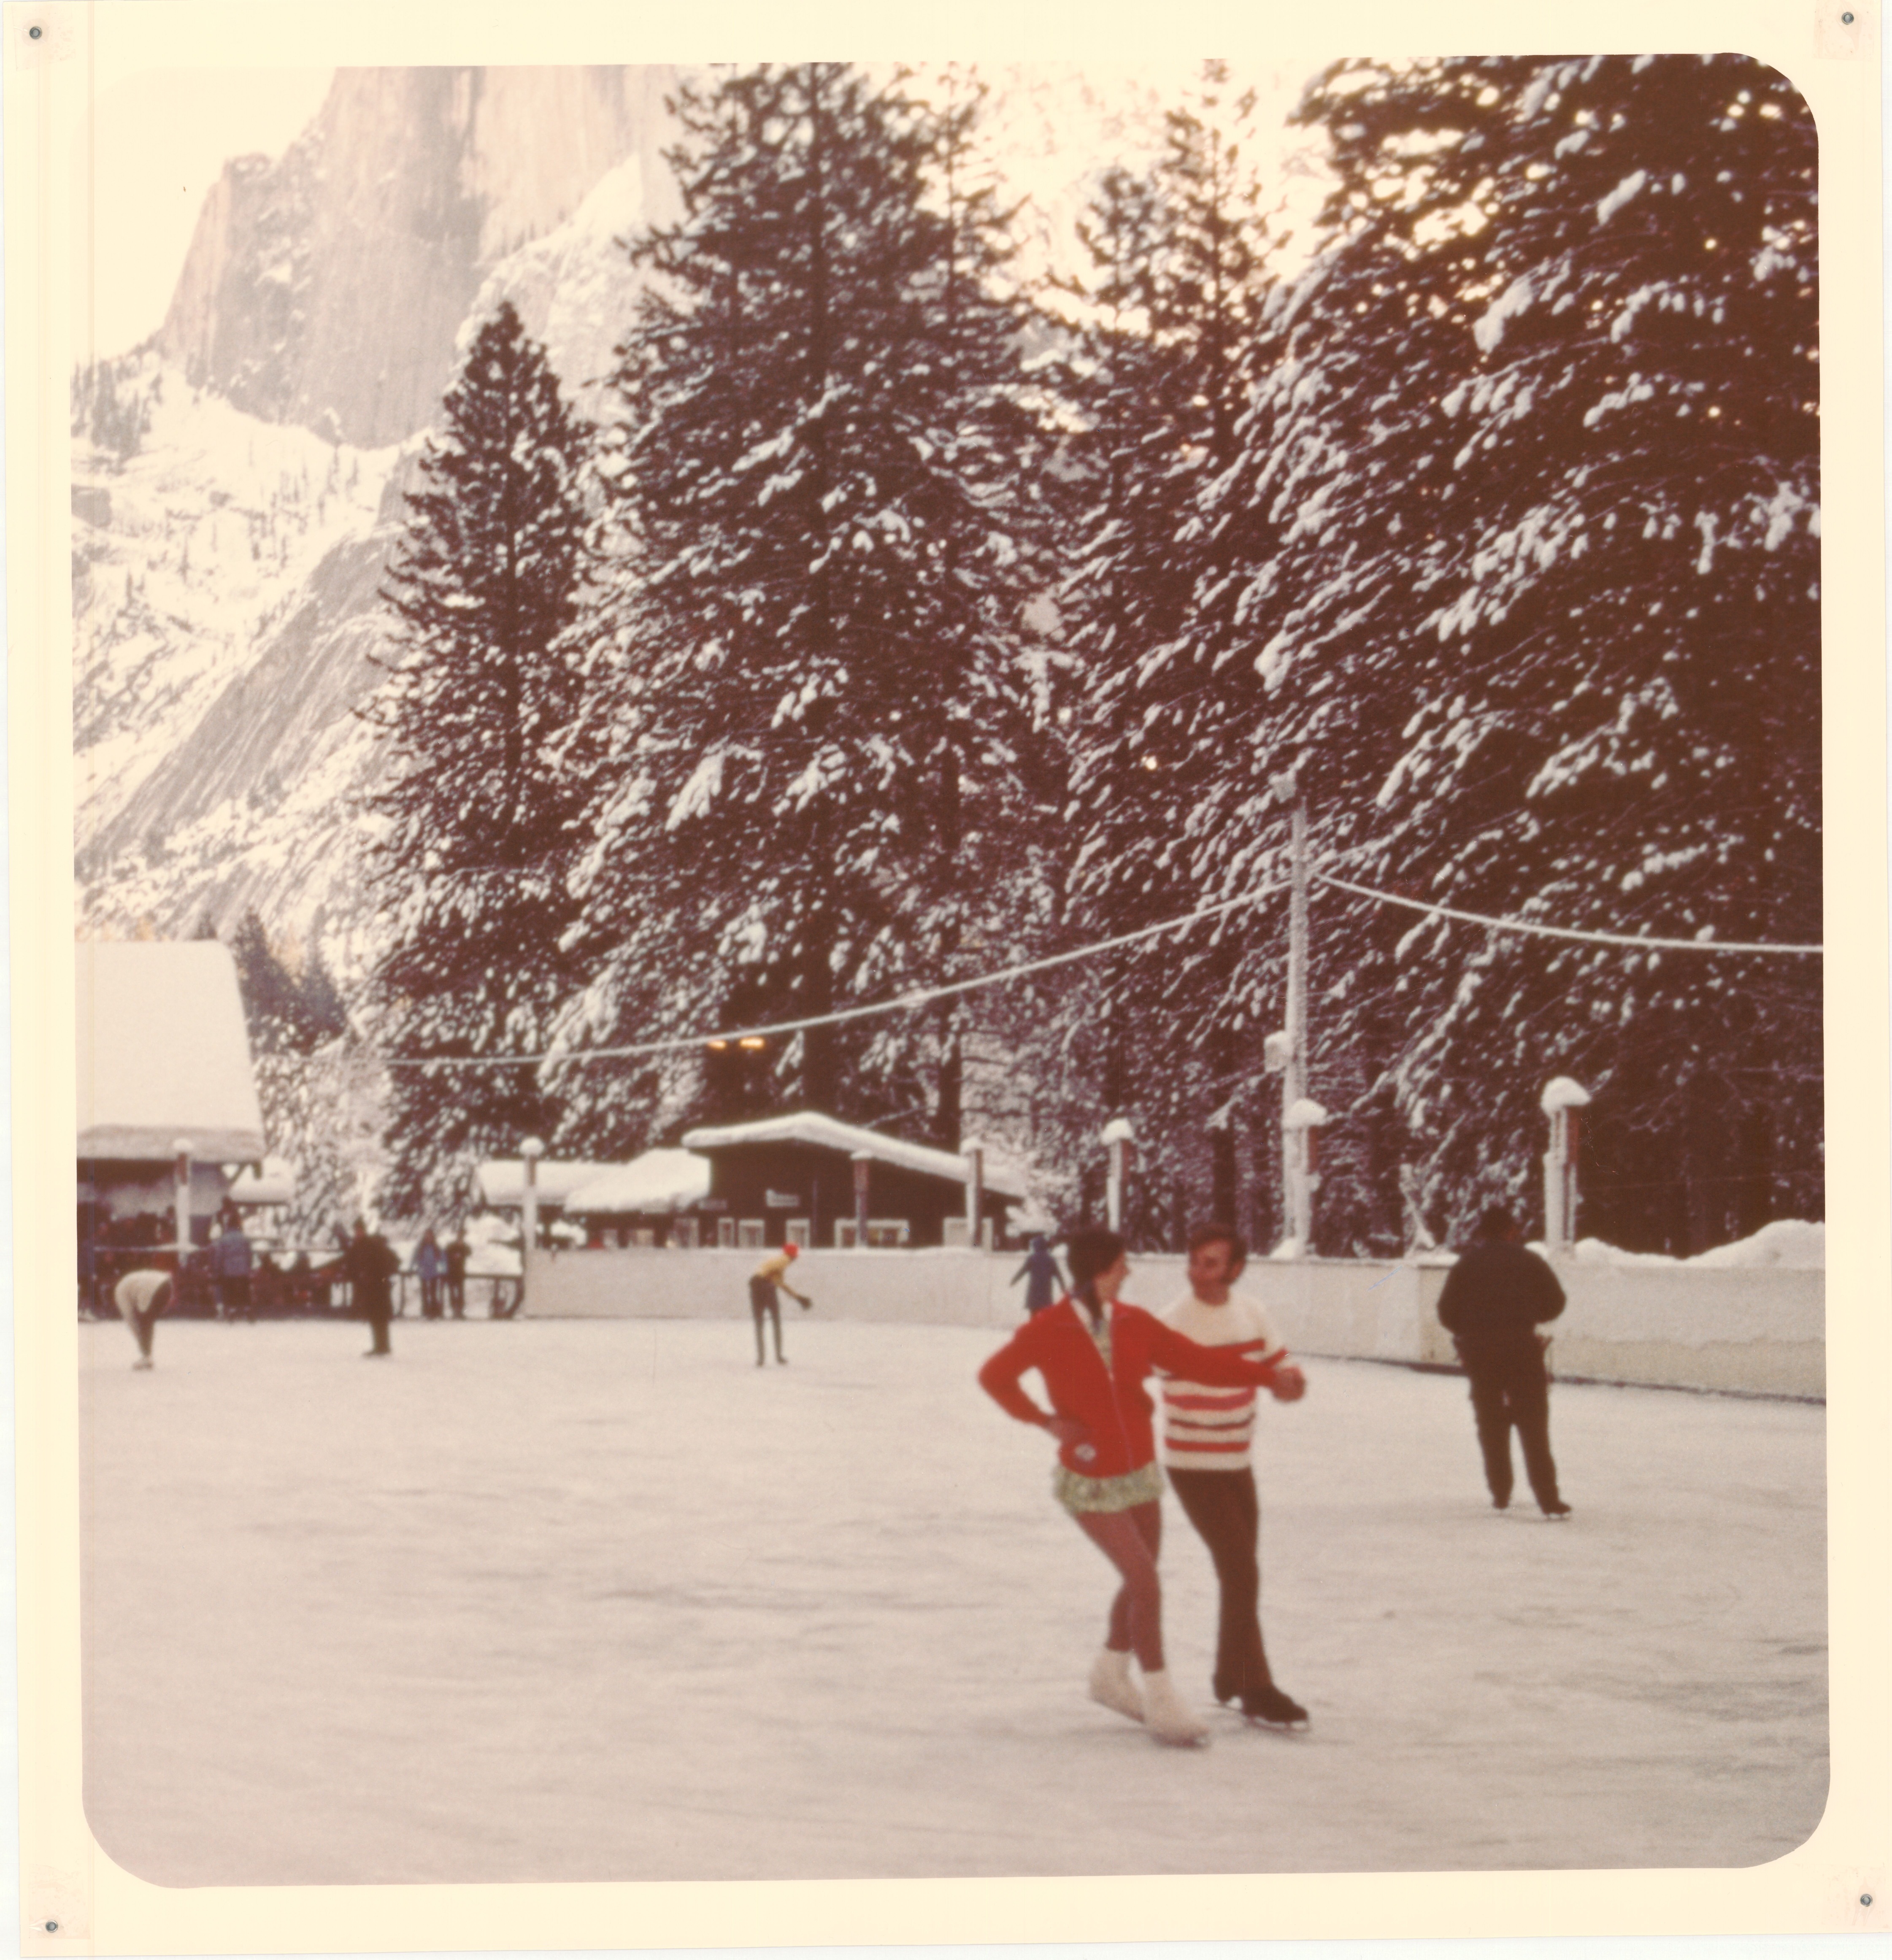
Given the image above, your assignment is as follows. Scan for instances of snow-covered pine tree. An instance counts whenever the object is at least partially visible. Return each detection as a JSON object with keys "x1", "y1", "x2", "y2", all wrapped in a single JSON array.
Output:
[
  {"x1": 1151, "y1": 54, "x2": 1819, "y2": 1252},
  {"x1": 567, "y1": 64, "x2": 1052, "y2": 1144},
  {"x1": 362, "y1": 301, "x2": 599, "y2": 1217},
  {"x1": 1054, "y1": 63, "x2": 1286, "y2": 1238}
]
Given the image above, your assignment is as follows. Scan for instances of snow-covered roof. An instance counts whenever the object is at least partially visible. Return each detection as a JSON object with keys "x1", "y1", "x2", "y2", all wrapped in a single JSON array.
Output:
[
  {"x1": 563, "y1": 1149, "x2": 711, "y2": 1216},
  {"x1": 229, "y1": 1156, "x2": 296, "y2": 1206},
  {"x1": 476, "y1": 1159, "x2": 638, "y2": 1208},
  {"x1": 679, "y1": 1111, "x2": 1029, "y2": 1199},
  {"x1": 77, "y1": 940, "x2": 267, "y2": 1163}
]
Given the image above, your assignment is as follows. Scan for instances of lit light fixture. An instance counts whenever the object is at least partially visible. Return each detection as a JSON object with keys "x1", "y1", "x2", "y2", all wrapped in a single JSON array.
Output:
[
  {"x1": 738, "y1": 1036, "x2": 767, "y2": 1050},
  {"x1": 1140, "y1": 755, "x2": 1160, "y2": 771},
  {"x1": 706, "y1": 1039, "x2": 730, "y2": 1051}
]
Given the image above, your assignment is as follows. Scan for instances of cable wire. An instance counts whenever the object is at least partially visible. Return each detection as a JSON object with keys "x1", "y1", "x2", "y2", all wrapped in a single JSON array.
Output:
[
  {"x1": 1314, "y1": 871, "x2": 1823, "y2": 957},
  {"x1": 384, "y1": 878, "x2": 1288, "y2": 1070}
]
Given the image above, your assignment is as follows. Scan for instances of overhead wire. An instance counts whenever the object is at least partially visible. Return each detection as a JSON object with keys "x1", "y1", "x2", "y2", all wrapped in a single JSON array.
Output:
[
  {"x1": 383, "y1": 876, "x2": 1289, "y2": 1070},
  {"x1": 1313, "y1": 871, "x2": 1823, "y2": 957},
  {"x1": 379, "y1": 850, "x2": 1821, "y2": 1073}
]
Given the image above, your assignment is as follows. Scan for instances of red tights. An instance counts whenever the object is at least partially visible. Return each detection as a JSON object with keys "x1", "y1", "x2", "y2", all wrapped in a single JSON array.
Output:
[{"x1": 1073, "y1": 1499, "x2": 1165, "y2": 1673}]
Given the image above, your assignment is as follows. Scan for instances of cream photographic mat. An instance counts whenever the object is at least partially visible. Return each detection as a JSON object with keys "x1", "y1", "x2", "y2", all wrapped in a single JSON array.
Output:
[{"x1": 7, "y1": 0, "x2": 1887, "y2": 1951}]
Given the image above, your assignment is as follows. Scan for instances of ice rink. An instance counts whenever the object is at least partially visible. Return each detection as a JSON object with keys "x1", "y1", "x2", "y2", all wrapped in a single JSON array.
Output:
[{"x1": 78, "y1": 1311, "x2": 1827, "y2": 1886}]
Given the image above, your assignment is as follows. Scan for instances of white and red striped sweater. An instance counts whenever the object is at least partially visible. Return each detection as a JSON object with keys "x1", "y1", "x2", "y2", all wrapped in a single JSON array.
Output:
[{"x1": 1157, "y1": 1292, "x2": 1289, "y2": 1471}]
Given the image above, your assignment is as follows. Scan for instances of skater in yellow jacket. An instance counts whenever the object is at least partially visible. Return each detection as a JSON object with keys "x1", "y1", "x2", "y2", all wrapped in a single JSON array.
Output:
[{"x1": 749, "y1": 1245, "x2": 810, "y2": 1365}]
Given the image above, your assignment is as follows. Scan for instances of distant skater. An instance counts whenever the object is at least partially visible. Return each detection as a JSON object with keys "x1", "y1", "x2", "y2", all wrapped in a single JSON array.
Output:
[
  {"x1": 346, "y1": 1217, "x2": 400, "y2": 1358},
  {"x1": 415, "y1": 1229, "x2": 445, "y2": 1319},
  {"x1": 114, "y1": 1268, "x2": 172, "y2": 1370},
  {"x1": 1158, "y1": 1224, "x2": 1309, "y2": 1728},
  {"x1": 1436, "y1": 1206, "x2": 1571, "y2": 1517},
  {"x1": 445, "y1": 1227, "x2": 470, "y2": 1318},
  {"x1": 977, "y1": 1226, "x2": 1292, "y2": 1748},
  {"x1": 210, "y1": 1214, "x2": 255, "y2": 1322},
  {"x1": 748, "y1": 1244, "x2": 810, "y2": 1365},
  {"x1": 1010, "y1": 1234, "x2": 1066, "y2": 1317}
]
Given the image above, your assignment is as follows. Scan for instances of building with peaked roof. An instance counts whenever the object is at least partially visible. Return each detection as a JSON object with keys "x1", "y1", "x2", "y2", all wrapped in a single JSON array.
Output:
[
  {"x1": 76, "y1": 938, "x2": 269, "y2": 1271},
  {"x1": 679, "y1": 1111, "x2": 1028, "y2": 1251}
]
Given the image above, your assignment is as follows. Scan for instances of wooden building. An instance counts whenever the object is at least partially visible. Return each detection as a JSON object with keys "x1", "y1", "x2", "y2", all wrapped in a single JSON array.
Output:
[{"x1": 679, "y1": 1112, "x2": 1027, "y2": 1250}]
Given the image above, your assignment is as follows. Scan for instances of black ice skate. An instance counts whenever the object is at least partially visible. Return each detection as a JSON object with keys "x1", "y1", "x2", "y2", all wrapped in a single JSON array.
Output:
[{"x1": 1241, "y1": 1685, "x2": 1310, "y2": 1730}]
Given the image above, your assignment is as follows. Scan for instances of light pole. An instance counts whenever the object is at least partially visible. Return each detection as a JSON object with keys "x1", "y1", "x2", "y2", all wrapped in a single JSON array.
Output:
[
  {"x1": 172, "y1": 1138, "x2": 193, "y2": 1273},
  {"x1": 1268, "y1": 763, "x2": 1316, "y2": 1252},
  {"x1": 521, "y1": 1136, "x2": 544, "y2": 1310},
  {"x1": 1281, "y1": 1099, "x2": 1328, "y2": 1251},
  {"x1": 962, "y1": 1137, "x2": 986, "y2": 1249},
  {"x1": 851, "y1": 1151, "x2": 872, "y2": 1249},
  {"x1": 1101, "y1": 1117, "x2": 1135, "y2": 1234},
  {"x1": 1540, "y1": 1078, "x2": 1591, "y2": 1252}
]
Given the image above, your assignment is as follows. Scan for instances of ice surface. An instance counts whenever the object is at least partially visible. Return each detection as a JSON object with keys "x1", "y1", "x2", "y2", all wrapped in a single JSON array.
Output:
[{"x1": 78, "y1": 1316, "x2": 1825, "y2": 1886}]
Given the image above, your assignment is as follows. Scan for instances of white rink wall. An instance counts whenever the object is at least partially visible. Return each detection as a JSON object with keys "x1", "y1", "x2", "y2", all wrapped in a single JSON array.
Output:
[{"x1": 522, "y1": 1247, "x2": 1824, "y2": 1400}]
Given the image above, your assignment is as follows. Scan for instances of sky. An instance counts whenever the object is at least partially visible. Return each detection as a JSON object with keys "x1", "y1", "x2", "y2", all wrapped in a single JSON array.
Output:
[{"x1": 78, "y1": 67, "x2": 335, "y2": 359}]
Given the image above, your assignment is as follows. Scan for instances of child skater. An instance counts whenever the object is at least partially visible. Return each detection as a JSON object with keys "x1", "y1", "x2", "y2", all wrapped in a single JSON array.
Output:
[{"x1": 977, "y1": 1225, "x2": 1298, "y2": 1746}]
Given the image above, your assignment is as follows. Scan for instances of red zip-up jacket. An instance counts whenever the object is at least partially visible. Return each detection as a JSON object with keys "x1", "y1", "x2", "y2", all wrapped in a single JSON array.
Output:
[{"x1": 978, "y1": 1297, "x2": 1286, "y2": 1478}]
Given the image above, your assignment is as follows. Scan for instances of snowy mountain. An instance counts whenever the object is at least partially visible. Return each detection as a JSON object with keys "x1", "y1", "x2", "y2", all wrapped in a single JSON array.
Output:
[{"x1": 73, "y1": 71, "x2": 681, "y2": 957}]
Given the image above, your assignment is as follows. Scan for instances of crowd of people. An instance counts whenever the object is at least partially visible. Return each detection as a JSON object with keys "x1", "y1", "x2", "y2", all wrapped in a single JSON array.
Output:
[{"x1": 85, "y1": 1208, "x2": 505, "y2": 1359}]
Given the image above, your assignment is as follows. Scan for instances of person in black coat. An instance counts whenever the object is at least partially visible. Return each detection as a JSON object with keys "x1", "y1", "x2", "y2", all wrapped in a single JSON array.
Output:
[
  {"x1": 1009, "y1": 1234, "x2": 1066, "y2": 1316},
  {"x1": 1435, "y1": 1205, "x2": 1571, "y2": 1517},
  {"x1": 345, "y1": 1217, "x2": 400, "y2": 1358}
]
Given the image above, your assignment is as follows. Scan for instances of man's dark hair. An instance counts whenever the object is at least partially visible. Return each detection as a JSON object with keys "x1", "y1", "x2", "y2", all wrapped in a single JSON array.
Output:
[
  {"x1": 1065, "y1": 1226, "x2": 1127, "y2": 1288},
  {"x1": 1187, "y1": 1222, "x2": 1247, "y2": 1264},
  {"x1": 1478, "y1": 1204, "x2": 1517, "y2": 1240}
]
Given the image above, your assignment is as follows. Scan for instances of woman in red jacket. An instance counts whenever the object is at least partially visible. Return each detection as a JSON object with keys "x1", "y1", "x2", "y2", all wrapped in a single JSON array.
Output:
[{"x1": 978, "y1": 1225, "x2": 1298, "y2": 1746}]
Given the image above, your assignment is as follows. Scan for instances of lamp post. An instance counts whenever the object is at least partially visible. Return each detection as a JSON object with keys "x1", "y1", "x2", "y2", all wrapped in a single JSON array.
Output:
[
  {"x1": 1540, "y1": 1078, "x2": 1592, "y2": 1252},
  {"x1": 962, "y1": 1137, "x2": 987, "y2": 1250},
  {"x1": 172, "y1": 1138, "x2": 192, "y2": 1273},
  {"x1": 520, "y1": 1137, "x2": 544, "y2": 1310},
  {"x1": 1268, "y1": 762, "x2": 1316, "y2": 1253},
  {"x1": 1101, "y1": 1117, "x2": 1135, "y2": 1234},
  {"x1": 1281, "y1": 1098, "x2": 1328, "y2": 1252},
  {"x1": 851, "y1": 1151, "x2": 872, "y2": 1248}
]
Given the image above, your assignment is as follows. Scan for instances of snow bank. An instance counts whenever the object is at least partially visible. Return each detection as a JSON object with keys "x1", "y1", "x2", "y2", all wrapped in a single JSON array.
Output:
[{"x1": 1567, "y1": 1220, "x2": 1824, "y2": 1270}]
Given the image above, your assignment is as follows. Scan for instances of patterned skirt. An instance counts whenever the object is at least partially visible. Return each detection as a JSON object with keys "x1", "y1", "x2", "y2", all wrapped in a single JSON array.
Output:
[{"x1": 1052, "y1": 1458, "x2": 1165, "y2": 1517}]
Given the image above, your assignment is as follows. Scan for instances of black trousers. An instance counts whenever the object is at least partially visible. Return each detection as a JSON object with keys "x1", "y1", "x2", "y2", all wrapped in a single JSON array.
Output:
[
  {"x1": 362, "y1": 1295, "x2": 393, "y2": 1354},
  {"x1": 1166, "y1": 1465, "x2": 1274, "y2": 1702},
  {"x1": 1461, "y1": 1344, "x2": 1560, "y2": 1506},
  {"x1": 749, "y1": 1279, "x2": 784, "y2": 1360}
]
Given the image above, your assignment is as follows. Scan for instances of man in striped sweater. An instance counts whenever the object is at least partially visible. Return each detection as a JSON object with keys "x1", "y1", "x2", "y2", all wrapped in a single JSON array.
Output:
[{"x1": 1159, "y1": 1224, "x2": 1310, "y2": 1728}]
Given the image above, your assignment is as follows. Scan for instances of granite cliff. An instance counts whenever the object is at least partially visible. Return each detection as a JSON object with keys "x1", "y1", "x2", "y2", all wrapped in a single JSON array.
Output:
[
  {"x1": 159, "y1": 65, "x2": 678, "y2": 448},
  {"x1": 77, "y1": 67, "x2": 681, "y2": 954}
]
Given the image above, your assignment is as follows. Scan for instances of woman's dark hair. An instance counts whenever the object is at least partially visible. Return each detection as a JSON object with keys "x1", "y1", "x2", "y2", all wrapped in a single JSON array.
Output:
[{"x1": 1065, "y1": 1226, "x2": 1127, "y2": 1292}]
